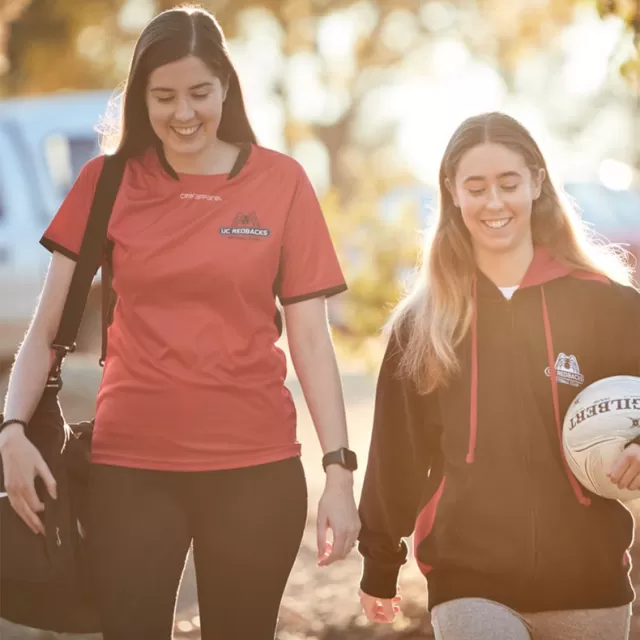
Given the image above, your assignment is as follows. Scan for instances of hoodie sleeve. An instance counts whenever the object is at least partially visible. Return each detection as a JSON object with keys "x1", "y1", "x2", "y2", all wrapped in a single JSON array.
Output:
[
  {"x1": 626, "y1": 285, "x2": 640, "y2": 375},
  {"x1": 358, "y1": 328, "x2": 441, "y2": 598}
]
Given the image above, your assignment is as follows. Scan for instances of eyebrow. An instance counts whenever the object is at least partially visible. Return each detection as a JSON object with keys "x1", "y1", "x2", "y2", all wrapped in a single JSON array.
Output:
[
  {"x1": 149, "y1": 82, "x2": 214, "y2": 93},
  {"x1": 463, "y1": 171, "x2": 522, "y2": 184}
]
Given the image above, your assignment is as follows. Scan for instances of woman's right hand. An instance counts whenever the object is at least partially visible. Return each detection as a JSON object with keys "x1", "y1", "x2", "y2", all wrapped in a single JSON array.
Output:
[
  {"x1": 0, "y1": 424, "x2": 57, "y2": 535},
  {"x1": 359, "y1": 590, "x2": 402, "y2": 624}
]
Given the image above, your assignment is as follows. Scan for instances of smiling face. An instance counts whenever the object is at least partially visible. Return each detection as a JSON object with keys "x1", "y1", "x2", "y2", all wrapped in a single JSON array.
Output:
[
  {"x1": 446, "y1": 142, "x2": 545, "y2": 258},
  {"x1": 146, "y1": 55, "x2": 227, "y2": 164}
]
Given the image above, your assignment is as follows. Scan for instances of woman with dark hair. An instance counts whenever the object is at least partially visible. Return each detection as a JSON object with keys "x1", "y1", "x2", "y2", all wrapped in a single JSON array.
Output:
[
  {"x1": 356, "y1": 112, "x2": 640, "y2": 638},
  {"x1": 0, "y1": 6, "x2": 359, "y2": 639}
]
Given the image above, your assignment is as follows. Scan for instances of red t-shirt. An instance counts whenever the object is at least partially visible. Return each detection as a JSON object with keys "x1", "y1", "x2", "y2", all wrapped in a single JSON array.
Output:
[{"x1": 41, "y1": 145, "x2": 347, "y2": 471}]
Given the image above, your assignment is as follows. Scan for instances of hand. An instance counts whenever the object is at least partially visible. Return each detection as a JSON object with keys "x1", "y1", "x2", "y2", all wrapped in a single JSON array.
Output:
[
  {"x1": 0, "y1": 424, "x2": 57, "y2": 535},
  {"x1": 317, "y1": 466, "x2": 360, "y2": 566},
  {"x1": 360, "y1": 589, "x2": 402, "y2": 624},
  {"x1": 608, "y1": 443, "x2": 640, "y2": 491}
]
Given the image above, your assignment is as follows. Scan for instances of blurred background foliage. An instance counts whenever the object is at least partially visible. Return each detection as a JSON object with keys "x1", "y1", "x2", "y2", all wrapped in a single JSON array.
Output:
[{"x1": 1, "y1": 0, "x2": 639, "y2": 359}]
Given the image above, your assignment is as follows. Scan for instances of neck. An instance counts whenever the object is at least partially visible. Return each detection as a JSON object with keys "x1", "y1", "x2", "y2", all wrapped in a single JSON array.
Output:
[
  {"x1": 474, "y1": 241, "x2": 535, "y2": 288},
  {"x1": 164, "y1": 138, "x2": 237, "y2": 175}
]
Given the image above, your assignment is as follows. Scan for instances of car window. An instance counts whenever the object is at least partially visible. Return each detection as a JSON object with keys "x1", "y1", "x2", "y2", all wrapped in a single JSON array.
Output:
[
  {"x1": 43, "y1": 133, "x2": 100, "y2": 200},
  {"x1": 0, "y1": 161, "x2": 4, "y2": 225},
  {"x1": 564, "y1": 183, "x2": 624, "y2": 233}
]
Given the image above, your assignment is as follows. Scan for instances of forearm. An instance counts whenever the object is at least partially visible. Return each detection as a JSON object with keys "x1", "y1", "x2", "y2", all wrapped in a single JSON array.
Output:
[
  {"x1": 2, "y1": 335, "x2": 53, "y2": 427},
  {"x1": 288, "y1": 326, "x2": 349, "y2": 455}
]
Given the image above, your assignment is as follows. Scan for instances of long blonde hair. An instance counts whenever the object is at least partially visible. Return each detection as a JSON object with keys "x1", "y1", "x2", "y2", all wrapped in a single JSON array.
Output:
[{"x1": 388, "y1": 112, "x2": 635, "y2": 394}]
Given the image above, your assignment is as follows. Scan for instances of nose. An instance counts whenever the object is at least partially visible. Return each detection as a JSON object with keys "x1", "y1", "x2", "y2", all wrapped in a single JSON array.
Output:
[
  {"x1": 174, "y1": 97, "x2": 195, "y2": 121},
  {"x1": 485, "y1": 185, "x2": 505, "y2": 211}
]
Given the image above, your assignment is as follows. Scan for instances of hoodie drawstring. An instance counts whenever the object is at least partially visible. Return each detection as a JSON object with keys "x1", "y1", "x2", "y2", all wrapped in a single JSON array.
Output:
[
  {"x1": 465, "y1": 281, "x2": 592, "y2": 507},
  {"x1": 466, "y1": 277, "x2": 479, "y2": 464},
  {"x1": 540, "y1": 288, "x2": 591, "y2": 506}
]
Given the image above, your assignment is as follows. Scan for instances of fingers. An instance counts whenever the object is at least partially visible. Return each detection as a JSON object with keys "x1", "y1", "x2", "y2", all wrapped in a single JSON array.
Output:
[
  {"x1": 376, "y1": 598, "x2": 398, "y2": 623},
  {"x1": 318, "y1": 515, "x2": 360, "y2": 566},
  {"x1": 3, "y1": 448, "x2": 51, "y2": 536},
  {"x1": 316, "y1": 491, "x2": 361, "y2": 566},
  {"x1": 619, "y1": 465, "x2": 639, "y2": 490},
  {"x1": 609, "y1": 451, "x2": 640, "y2": 490},
  {"x1": 317, "y1": 506, "x2": 359, "y2": 566},
  {"x1": 320, "y1": 527, "x2": 348, "y2": 566},
  {"x1": 318, "y1": 524, "x2": 359, "y2": 566},
  {"x1": 8, "y1": 493, "x2": 44, "y2": 535},
  {"x1": 316, "y1": 515, "x2": 329, "y2": 564},
  {"x1": 360, "y1": 591, "x2": 401, "y2": 624},
  {"x1": 35, "y1": 456, "x2": 57, "y2": 500},
  {"x1": 609, "y1": 456, "x2": 631, "y2": 485},
  {"x1": 360, "y1": 592, "x2": 378, "y2": 621}
]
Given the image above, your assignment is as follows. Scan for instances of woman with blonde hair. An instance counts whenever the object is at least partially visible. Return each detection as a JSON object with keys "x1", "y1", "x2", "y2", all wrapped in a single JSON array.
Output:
[{"x1": 357, "y1": 112, "x2": 640, "y2": 639}]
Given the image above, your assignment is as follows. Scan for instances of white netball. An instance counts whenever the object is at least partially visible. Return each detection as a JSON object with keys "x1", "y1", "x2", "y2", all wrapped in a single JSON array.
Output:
[{"x1": 562, "y1": 376, "x2": 640, "y2": 502}]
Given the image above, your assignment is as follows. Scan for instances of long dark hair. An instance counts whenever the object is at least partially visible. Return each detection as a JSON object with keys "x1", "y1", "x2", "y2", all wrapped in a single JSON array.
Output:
[{"x1": 101, "y1": 5, "x2": 256, "y2": 166}]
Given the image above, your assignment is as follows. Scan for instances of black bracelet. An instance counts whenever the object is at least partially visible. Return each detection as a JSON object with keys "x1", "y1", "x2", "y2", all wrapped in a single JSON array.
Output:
[{"x1": 0, "y1": 418, "x2": 28, "y2": 433}]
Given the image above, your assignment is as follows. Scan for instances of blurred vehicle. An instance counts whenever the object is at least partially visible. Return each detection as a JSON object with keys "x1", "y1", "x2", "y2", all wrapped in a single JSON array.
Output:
[
  {"x1": 0, "y1": 90, "x2": 111, "y2": 374},
  {"x1": 564, "y1": 182, "x2": 640, "y2": 269},
  {"x1": 0, "y1": 91, "x2": 638, "y2": 370},
  {"x1": 378, "y1": 180, "x2": 639, "y2": 265}
]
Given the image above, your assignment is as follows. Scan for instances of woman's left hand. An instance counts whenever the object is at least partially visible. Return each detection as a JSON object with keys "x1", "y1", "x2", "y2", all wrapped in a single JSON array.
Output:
[
  {"x1": 316, "y1": 467, "x2": 360, "y2": 567},
  {"x1": 608, "y1": 443, "x2": 640, "y2": 491}
]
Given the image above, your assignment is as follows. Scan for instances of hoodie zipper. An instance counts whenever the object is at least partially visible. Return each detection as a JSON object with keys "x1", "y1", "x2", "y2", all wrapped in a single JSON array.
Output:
[{"x1": 505, "y1": 291, "x2": 539, "y2": 581}]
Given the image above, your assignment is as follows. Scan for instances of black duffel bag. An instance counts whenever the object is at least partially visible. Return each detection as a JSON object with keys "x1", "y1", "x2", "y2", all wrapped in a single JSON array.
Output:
[{"x1": 0, "y1": 154, "x2": 124, "y2": 633}]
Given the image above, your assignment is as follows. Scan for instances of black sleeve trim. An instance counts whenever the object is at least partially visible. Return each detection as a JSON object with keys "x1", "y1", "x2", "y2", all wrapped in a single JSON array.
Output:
[
  {"x1": 279, "y1": 283, "x2": 347, "y2": 306},
  {"x1": 360, "y1": 555, "x2": 404, "y2": 599},
  {"x1": 40, "y1": 237, "x2": 79, "y2": 262}
]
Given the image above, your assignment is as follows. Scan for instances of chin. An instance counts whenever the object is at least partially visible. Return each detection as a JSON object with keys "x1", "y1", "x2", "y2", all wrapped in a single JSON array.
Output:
[
  {"x1": 165, "y1": 140, "x2": 207, "y2": 156},
  {"x1": 477, "y1": 238, "x2": 521, "y2": 255}
]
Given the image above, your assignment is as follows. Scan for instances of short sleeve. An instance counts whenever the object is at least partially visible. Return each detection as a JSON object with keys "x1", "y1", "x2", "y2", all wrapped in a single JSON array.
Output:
[
  {"x1": 278, "y1": 164, "x2": 347, "y2": 305},
  {"x1": 40, "y1": 155, "x2": 105, "y2": 261}
]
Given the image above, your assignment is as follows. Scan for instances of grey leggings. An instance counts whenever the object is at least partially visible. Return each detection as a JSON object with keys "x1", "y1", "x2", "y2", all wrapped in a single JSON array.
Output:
[{"x1": 431, "y1": 598, "x2": 632, "y2": 640}]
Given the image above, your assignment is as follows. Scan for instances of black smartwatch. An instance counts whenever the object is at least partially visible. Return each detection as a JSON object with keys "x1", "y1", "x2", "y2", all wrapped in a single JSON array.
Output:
[{"x1": 322, "y1": 447, "x2": 358, "y2": 472}]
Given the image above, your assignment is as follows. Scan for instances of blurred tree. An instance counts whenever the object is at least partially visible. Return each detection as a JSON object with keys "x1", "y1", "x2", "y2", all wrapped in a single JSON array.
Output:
[
  {"x1": 0, "y1": 0, "x2": 636, "y2": 352},
  {"x1": 0, "y1": 0, "x2": 30, "y2": 79},
  {"x1": 594, "y1": 0, "x2": 640, "y2": 168},
  {"x1": 0, "y1": 0, "x2": 131, "y2": 96}
]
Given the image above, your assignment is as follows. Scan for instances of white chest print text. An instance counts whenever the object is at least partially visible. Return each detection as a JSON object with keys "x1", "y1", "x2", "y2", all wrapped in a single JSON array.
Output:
[{"x1": 180, "y1": 193, "x2": 222, "y2": 202}]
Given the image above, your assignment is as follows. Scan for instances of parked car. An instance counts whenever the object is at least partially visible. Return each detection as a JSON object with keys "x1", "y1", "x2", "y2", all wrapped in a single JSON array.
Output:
[
  {"x1": 564, "y1": 181, "x2": 640, "y2": 267},
  {"x1": 0, "y1": 91, "x2": 638, "y2": 372},
  {"x1": 0, "y1": 90, "x2": 111, "y2": 374}
]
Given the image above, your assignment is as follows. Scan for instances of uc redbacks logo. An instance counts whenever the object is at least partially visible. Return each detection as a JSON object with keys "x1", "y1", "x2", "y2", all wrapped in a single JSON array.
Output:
[
  {"x1": 544, "y1": 352, "x2": 585, "y2": 387},
  {"x1": 220, "y1": 212, "x2": 270, "y2": 238}
]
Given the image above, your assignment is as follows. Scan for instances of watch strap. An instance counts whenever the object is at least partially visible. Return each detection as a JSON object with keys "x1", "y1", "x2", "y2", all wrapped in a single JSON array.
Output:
[{"x1": 322, "y1": 447, "x2": 358, "y2": 472}]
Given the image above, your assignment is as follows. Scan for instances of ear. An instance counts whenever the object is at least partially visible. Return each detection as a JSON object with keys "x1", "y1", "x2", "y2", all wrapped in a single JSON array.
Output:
[
  {"x1": 533, "y1": 168, "x2": 546, "y2": 200},
  {"x1": 444, "y1": 177, "x2": 460, "y2": 207},
  {"x1": 219, "y1": 76, "x2": 230, "y2": 102}
]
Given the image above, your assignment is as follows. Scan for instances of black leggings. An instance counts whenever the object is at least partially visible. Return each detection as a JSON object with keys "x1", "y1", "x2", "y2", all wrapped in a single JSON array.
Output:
[{"x1": 87, "y1": 457, "x2": 307, "y2": 640}]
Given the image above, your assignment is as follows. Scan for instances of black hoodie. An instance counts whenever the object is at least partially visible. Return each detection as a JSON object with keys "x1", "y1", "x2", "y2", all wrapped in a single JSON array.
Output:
[{"x1": 358, "y1": 247, "x2": 640, "y2": 613}]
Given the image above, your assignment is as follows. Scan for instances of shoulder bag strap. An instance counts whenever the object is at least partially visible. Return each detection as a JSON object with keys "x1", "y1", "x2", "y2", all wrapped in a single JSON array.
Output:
[{"x1": 51, "y1": 155, "x2": 126, "y2": 358}]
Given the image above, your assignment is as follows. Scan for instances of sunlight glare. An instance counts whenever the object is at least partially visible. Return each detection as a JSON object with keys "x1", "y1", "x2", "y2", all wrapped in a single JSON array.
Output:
[{"x1": 599, "y1": 159, "x2": 634, "y2": 191}]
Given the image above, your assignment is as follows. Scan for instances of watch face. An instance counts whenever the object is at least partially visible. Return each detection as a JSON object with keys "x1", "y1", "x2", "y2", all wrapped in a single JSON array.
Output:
[
  {"x1": 323, "y1": 448, "x2": 357, "y2": 471},
  {"x1": 343, "y1": 448, "x2": 357, "y2": 471}
]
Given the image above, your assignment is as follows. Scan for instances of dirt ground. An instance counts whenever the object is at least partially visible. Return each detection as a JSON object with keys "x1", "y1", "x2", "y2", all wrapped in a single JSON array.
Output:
[{"x1": 3, "y1": 353, "x2": 640, "y2": 639}]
